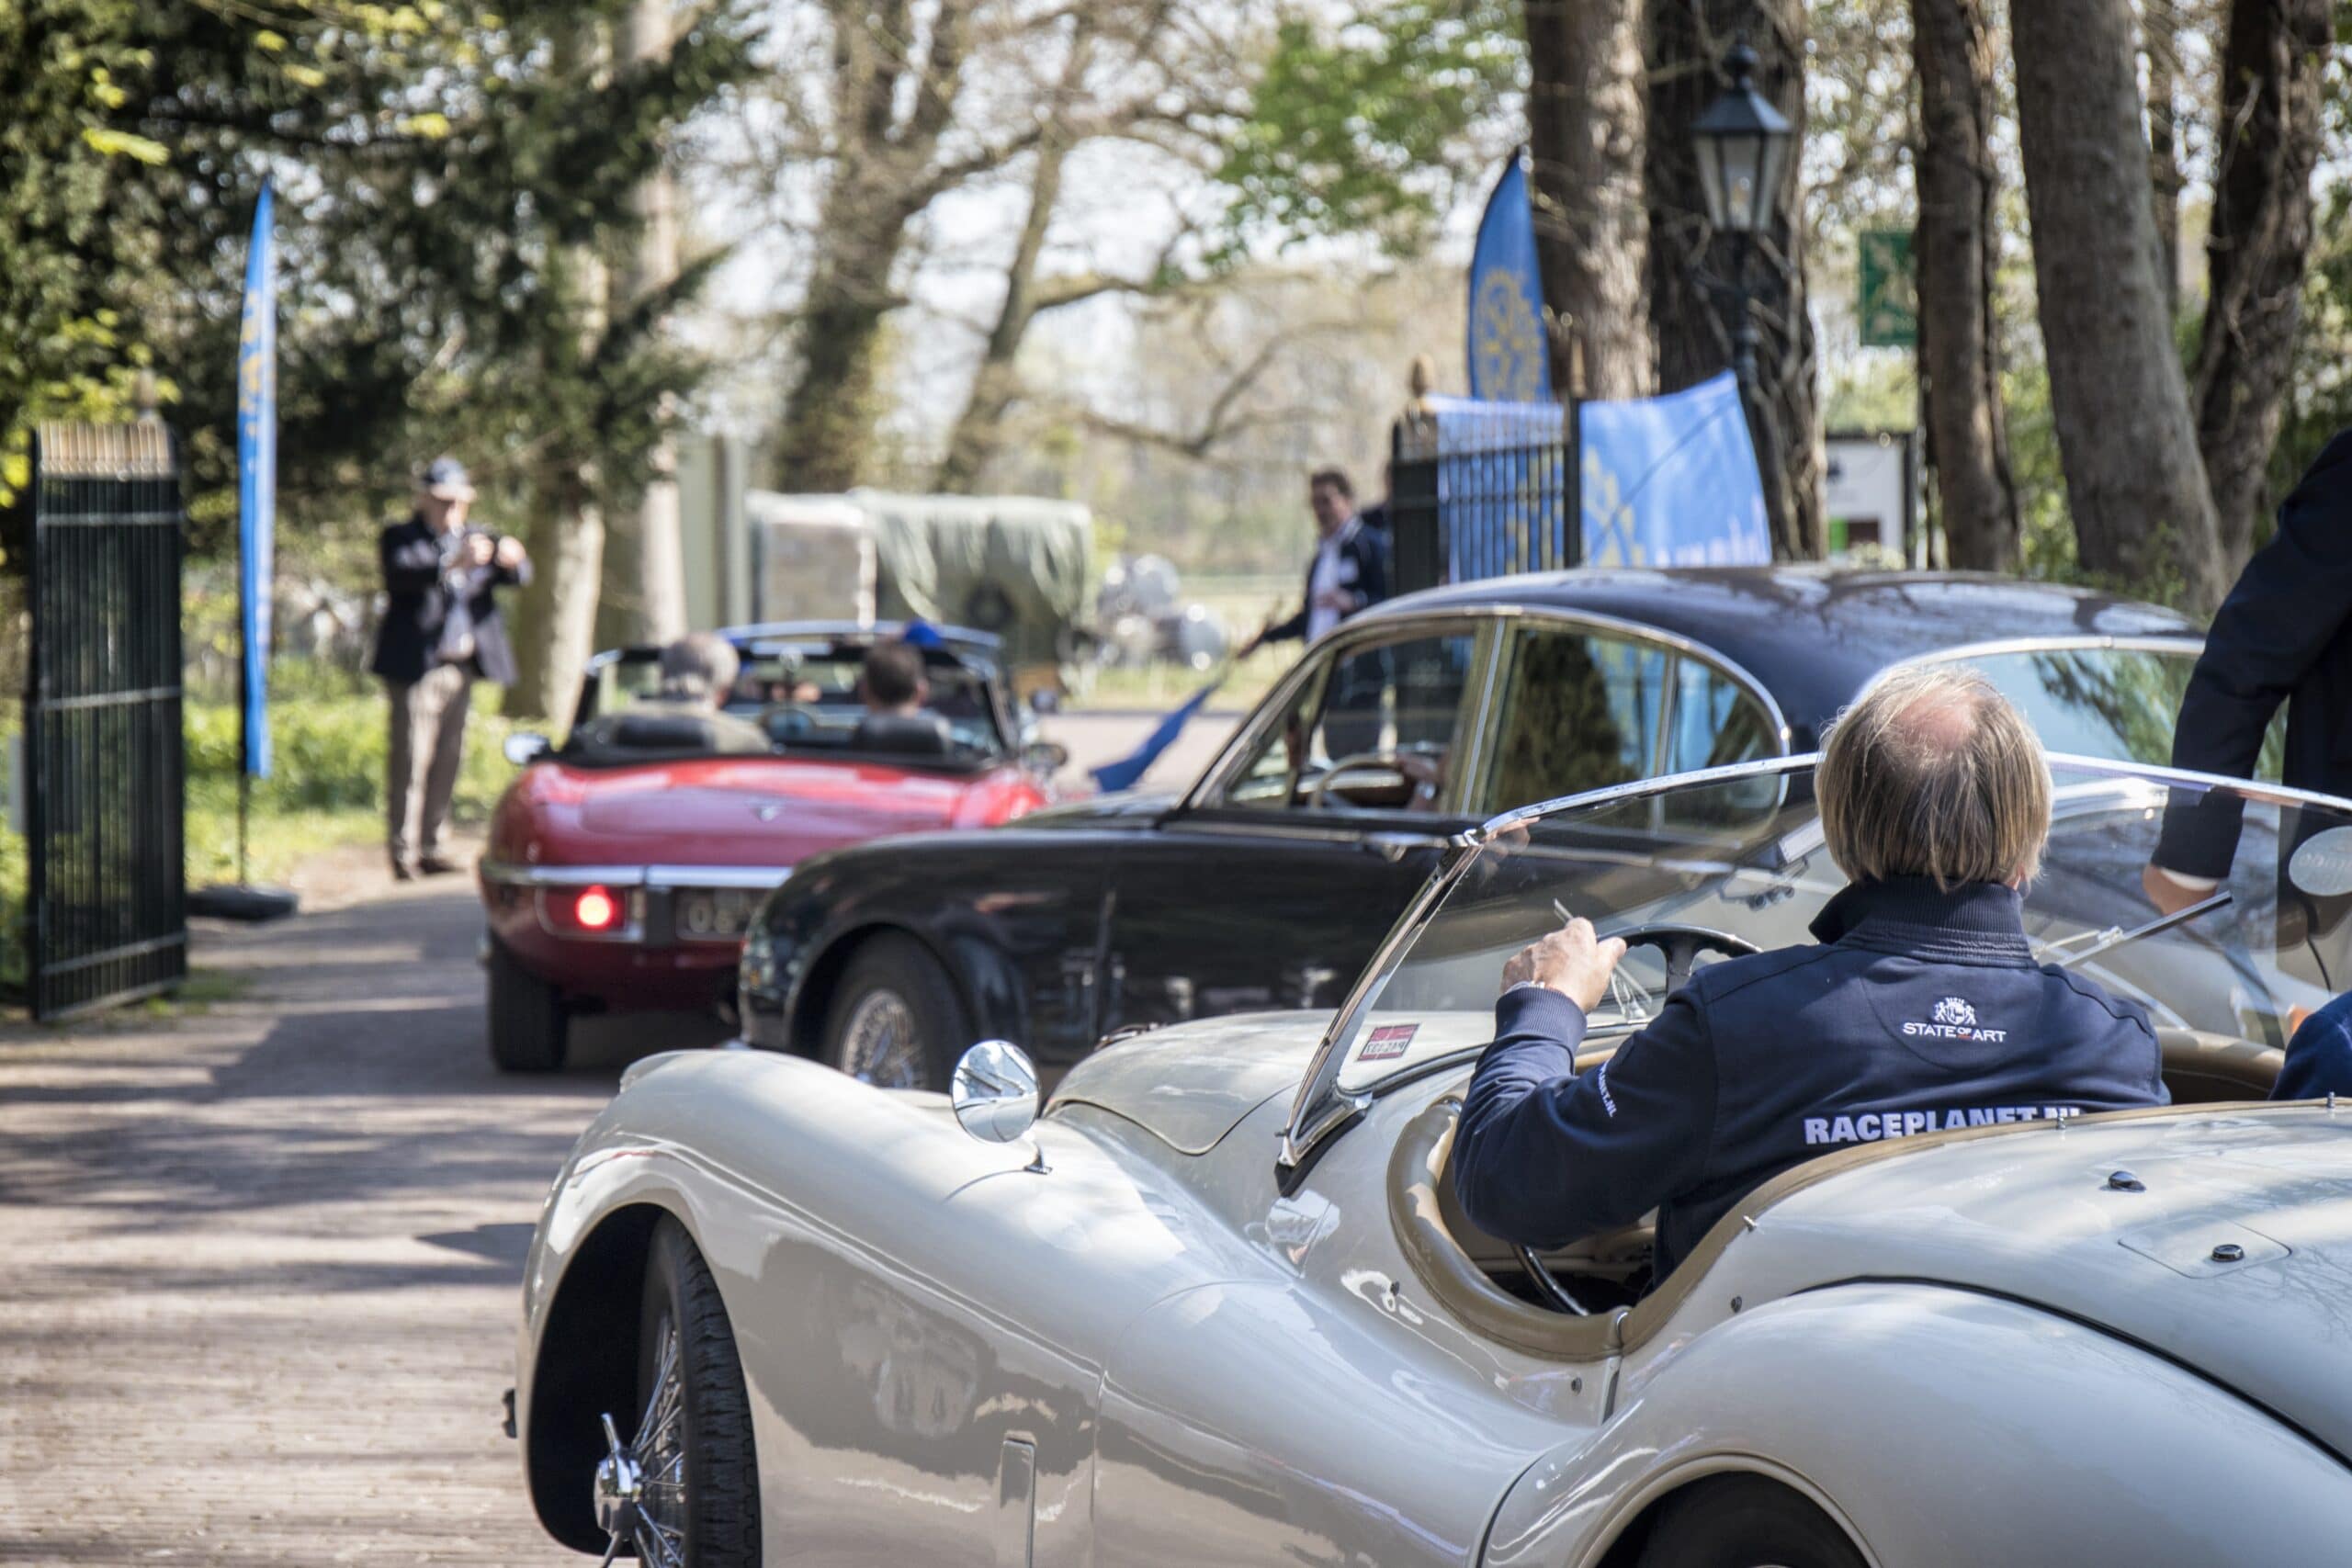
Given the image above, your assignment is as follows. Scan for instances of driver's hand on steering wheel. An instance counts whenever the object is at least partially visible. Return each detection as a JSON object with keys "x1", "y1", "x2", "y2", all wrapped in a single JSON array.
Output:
[{"x1": 1501, "y1": 918, "x2": 1628, "y2": 1013}]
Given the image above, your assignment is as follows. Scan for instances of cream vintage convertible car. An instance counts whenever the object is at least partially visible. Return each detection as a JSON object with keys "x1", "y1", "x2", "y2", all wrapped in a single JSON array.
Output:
[{"x1": 513, "y1": 755, "x2": 2352, "y2": 1567}]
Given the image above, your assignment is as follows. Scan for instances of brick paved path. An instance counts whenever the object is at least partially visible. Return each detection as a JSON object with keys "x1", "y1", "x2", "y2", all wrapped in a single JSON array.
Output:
[{"x1": 0, "y1": 872, "x2": 710, "y2": 1564}]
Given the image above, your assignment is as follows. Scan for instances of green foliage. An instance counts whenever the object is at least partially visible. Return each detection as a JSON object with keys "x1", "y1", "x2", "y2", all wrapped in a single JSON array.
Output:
[
  {"x1": 2, "y1": 1, "x2": 758, "y2": 559},
  {"x1": 184, "y1": 694, "x2": 517, "y2": 818},
  {"x1": 1212, "y1": 0, "x2": 1523, "y2": 260}
]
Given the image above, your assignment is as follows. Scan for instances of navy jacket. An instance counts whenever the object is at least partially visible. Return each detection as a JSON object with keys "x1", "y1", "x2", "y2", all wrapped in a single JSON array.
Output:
[
  {"x1": 1264, "y1": 520, "x2": 1389, "y2": 644},
  {"x1": 368, "y1": 513, "x2": 529, "y2": 687},
  {"x1": 2276, "y1": 992, "x2": 2352, "y2": 1100},
  {"x1": 1453, "y1": 878, "x2": 2169, "y2": 1282},
  {"x1": 2157, "y1": 429, "x2": 2352, "y2": 877}
]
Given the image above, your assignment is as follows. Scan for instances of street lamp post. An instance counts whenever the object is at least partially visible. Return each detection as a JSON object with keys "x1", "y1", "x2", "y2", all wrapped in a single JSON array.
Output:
[{"x1": 1690, "y1": 40, "x2": 1793, "y2": 414}]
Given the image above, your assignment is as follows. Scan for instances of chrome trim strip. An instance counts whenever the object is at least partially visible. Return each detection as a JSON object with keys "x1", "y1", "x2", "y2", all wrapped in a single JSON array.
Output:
[
  {"x1": 482, "y1": 862, "x2": 648, "y2": 888},
  {"x1": 481, "y1": 861, "x2": 793, "y2": 891},
  {"x1": 645, "y1": 865, "x2": 795, "y2": 890},
  {"x1": 1894, "y1": 632, "x2": 2204, "y2": 668}
]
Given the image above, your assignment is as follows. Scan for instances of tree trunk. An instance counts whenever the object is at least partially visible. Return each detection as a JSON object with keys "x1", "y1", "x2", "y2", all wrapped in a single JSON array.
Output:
[
  {"x1": 2013, "y1": 0, "x2": 2224, "y2": 606},
  {"x1": 934, "y1": 138, "x2": 1067, "y2": 493},
  {"x1": 2144, "y1": 0, "x2": 2185, "y2": 314},
  {"x1": 508, "y1": 469, "x2": 608, "y2": 728},
  {"x1": 1521, "y1": 0, "x2": 1652, "y2": 400},
  {"x1": 1912, "y1": 0, "x2": 2020, "y2": 570},
  {"x1": 2189, "y1": 0, "x2": 2330, "y2": 573},
  {"x1": 605, "y1": 0, "x2": 688, "y2": 646},
  {"x1": 934, "y1": 15, "x2": 1100, "y2": 493},
  {"x1": 1645, "y1": 0, "x2": 1823, "y2": 559}
]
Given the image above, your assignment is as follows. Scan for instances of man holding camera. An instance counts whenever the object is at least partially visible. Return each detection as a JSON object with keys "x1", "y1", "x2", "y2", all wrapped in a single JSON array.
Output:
[{"x1": 368, "y1": 457, "x2": 530, "y2": 880}]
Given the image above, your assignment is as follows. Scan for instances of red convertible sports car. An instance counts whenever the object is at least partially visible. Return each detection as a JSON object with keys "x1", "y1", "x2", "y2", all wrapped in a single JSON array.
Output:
[{"x1": 477, "y1": 622, "x2": 1061, "y2": 1071}]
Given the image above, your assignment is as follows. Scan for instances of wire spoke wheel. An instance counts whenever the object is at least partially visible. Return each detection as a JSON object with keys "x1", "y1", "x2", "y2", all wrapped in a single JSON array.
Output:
[
  {"x1": 839, "y1": 988, "x2": 923, "y2": 1089},
  {"x1": 594, "y1": 1312, "x2": 689, "y2": 1567}
]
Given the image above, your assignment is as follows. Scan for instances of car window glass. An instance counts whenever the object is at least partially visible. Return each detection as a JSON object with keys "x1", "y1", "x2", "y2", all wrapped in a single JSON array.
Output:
[
  {"x1": 1216, "y1": 632, "x2": 1477, "y2": 814},
  {"x1": 1477, "y1": 628, "x2": 1668, "y2": 815},
  {"x1": 1954, "y1": 648, "x2": 2283, "y2": 780}
]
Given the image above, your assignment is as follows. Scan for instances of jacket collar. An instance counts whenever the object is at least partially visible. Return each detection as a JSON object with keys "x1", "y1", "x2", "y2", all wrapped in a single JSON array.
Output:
[{"x1": 1808, "y1": 875, "x2": 2035, "y2": 964}]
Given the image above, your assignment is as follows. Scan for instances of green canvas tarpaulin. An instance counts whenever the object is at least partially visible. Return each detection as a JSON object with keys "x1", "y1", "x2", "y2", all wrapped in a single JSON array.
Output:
[{"x1": 745, "y1": 490, "x2": 1092, "y2": 681}]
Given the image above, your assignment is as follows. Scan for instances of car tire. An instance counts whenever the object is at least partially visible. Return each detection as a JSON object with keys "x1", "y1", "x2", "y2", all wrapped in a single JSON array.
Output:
[
  {"x1": 487, "y1": 941, "x2": 569, "y2": 1073},
  {"x1": 820, "y1": 933, "x2": 966, "y2": 1091},
  {"x1": 1636, "y1": 1474, "x2": 1868, "y2": 1568},
  {"x1": 631, "y1": 1217, "x2": 761, "y2": 1567}
]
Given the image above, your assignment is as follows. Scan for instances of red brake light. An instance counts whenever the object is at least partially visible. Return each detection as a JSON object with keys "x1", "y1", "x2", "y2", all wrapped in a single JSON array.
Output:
[{"x1": 573, "y1": 886, "x2": 620, "y2": 931}]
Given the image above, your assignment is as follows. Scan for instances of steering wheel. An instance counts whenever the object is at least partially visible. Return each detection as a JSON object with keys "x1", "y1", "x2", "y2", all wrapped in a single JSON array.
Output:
[
  {"x1": 1512, "y1": 923, "x2": 1762, "y2": 1316},
  {"x1": 1306, "y1": 745, "x2": 1443, "y2": 811},
  {"x1": 1606, "y1": 922, "x2": 1763, "y2": 1002}
]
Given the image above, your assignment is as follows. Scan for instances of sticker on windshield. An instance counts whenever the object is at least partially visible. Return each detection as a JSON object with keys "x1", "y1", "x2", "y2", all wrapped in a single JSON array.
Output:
[
  {"x1": 1358, "y1": 1023, "x2": 1419, "y2": 1062},
  {"x1": 2291, "y1": 827, "x2": 2352, "y2": 897}
]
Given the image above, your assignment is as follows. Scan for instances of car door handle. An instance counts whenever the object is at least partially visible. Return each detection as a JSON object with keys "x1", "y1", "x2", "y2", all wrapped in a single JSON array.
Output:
[{"x1": 1360, "y1": 830, "x2": 1446, "y2": 862}]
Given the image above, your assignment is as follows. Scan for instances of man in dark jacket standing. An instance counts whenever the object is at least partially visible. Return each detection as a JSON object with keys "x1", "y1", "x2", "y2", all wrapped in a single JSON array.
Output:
[
  {"x1": 368, "y1": 457, "x2": 530, "y2": 879},
  {"x1": 1243, "y1": 467, "x2": 1390, "y2": 654},
  {"x1": 2149, "y1": 432, "x2": 2352, "y2": 915}
]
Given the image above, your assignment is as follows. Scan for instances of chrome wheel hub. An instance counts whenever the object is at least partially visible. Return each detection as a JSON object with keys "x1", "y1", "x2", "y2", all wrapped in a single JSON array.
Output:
[
  {"x1": 593, "y1": 1311, "x2": 687, "y2": 1567},
  {"x1": 839, "y1": 988, "x2": 924, "y2": 1089}
]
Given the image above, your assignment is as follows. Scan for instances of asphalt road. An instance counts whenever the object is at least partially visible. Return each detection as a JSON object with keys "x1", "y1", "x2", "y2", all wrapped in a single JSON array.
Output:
[{"x1": 0, "y1": 707, "x2": 1237, "y2": 1564}]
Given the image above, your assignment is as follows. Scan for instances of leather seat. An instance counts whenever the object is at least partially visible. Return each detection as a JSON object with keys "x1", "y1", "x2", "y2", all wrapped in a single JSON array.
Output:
[{"x1": 851, "y1": 713, "x2": 955, "y2": 757}]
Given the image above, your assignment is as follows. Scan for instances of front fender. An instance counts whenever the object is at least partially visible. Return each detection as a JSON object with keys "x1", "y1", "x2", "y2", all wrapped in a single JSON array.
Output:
[{"x1": 1484, "y1": 1280, "x2": 2352, "y2": 1568}]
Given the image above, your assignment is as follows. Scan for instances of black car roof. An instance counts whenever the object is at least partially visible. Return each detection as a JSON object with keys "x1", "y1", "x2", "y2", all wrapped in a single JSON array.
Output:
[{"x1": 1361, "y1": 566, "x2": 2202, "y2": 742}]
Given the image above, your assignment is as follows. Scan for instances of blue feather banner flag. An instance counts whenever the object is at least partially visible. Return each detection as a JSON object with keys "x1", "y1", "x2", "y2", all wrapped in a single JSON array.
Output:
[
  {"x1": 1466, "y1": 153, "x2": 1551, "y2": 404},
  {"x1": 236, "y1": 181, "x2": 278, "y2": 778},
  {"x1": 1090, "y1": 675, "x2": 1226, "y2": 795}
]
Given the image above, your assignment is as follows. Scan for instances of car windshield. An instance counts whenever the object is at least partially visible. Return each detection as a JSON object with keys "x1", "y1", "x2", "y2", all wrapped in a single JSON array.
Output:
[
  {"x1": 595, "y1": 639, "x2": 1009, "y2": 758},
  {"x1": 1926, "y1": 643, "x2": 2283, "y2": 779},
  {"x1": 1303, "y1": 756, "x2": 2352, "y2": 1109}
]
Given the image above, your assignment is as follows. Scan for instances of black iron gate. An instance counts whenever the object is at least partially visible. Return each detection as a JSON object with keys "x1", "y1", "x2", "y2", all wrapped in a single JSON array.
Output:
[
  {"x1": 1389, "y1": 398, "x2": 1577, "y2": 597},
  {"x1": 25, "y1": 423, "x2": 187, "y2": 1019}
]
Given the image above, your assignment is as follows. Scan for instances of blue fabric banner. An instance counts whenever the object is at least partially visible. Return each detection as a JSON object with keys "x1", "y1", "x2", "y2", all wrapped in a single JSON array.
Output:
[
  {"x1": 236, "y1": 182, "x2": 277, "y2": 778},
  {"x1": 1090, "y1": 675, "x2": 1225, "y2": 795},
  {"x1": 1578, "y1": 372, "x2": 1770, "y2": 567},
  {"x1": 1466, "y1": 154, "x2": 1551, "y2": 404}
]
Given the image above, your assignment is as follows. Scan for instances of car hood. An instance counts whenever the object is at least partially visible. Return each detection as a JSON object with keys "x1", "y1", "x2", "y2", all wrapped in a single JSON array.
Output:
[
  {"x1": 1749, "y1": 1106, "x2": 2352, "y2": 1461},
  {"x1": 1048, "y1": 1011, "x2": 1322, "y2": 1155},
  {"x1": 566, "y1": 758, "x2": 1009, "y2": 860}
]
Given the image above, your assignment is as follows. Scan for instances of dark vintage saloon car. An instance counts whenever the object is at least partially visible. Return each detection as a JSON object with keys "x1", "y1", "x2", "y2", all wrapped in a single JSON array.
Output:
[{"x1": 741, "y1": 568, "x2": 2233, "y2": 1089}]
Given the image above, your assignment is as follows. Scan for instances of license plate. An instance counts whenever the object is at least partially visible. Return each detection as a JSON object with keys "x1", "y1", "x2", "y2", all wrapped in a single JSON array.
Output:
[{"x1": 675, "y1": 887, "x2": 760, "y2": 942}]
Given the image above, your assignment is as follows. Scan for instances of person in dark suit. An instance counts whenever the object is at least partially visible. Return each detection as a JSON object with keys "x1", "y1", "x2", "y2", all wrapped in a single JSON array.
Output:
[
  {"x1": 368, "y1": 457, "x2": 529, "y2": 879},
  {"x1": 1244, "y1": 467, "x2": 1391, "y2": 655},
  {"x1": 1244, "y1": 468, "x2": 1392, "y2": 755},
  {"x1": 2147, "y1": 432, "x2": 2352, "y2": 917}
]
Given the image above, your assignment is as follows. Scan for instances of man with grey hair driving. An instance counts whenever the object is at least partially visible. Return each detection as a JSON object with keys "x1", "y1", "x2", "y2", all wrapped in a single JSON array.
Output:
[{"x1": 1453, "y1": 666, "x2": 2169, "y2": 1287}]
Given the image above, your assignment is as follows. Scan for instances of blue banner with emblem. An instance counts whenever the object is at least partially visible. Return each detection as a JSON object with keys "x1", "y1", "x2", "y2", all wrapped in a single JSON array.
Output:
[
  {"x1": 1578, "y1": 372, "x2": 1770, "y2": 567},
  {"x1": 1466, "y1": 153, "x2": 1551, "y2": 404},
  {"x1": 236, "y1": 181, "x2": 277, "y2": 778}
]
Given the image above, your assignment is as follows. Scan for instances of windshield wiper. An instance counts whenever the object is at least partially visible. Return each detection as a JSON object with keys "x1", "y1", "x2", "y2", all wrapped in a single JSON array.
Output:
[{"x1": 2052, "y1": 890, "x2": 2233, "y2": 971}]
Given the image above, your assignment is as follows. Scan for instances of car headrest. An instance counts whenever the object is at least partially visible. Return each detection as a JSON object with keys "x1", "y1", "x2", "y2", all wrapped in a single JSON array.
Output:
[
  {"x1": 566, "y1": 705, "x2": 774, "y2": 764},
  {"x1": 850, "y1": 713, "x2": 955, "y2": 757}
]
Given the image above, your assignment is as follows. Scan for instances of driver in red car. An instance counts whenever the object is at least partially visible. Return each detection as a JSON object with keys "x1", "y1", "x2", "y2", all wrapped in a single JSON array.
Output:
[{"x1": 1453, "y1": 668, "x2": 2170, "y2": 1286}]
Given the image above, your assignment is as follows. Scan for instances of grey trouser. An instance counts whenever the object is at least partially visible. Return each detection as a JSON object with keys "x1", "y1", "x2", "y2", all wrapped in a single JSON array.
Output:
[{"x1": 386, "y1": 664, "x2": 473, "y2": 865}]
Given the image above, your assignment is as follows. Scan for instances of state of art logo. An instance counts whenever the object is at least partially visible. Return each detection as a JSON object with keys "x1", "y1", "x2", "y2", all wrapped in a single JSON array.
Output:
[{"x1": 1931, "y1": 996, "x2": 1977, "y2": 1028}]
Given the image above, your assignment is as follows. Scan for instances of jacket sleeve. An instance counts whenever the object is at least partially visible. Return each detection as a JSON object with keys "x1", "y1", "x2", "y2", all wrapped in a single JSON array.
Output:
[
  {"x1": 1350, "y1": 528, "x2": 1389, "y2": 615},
  {"x1": 380, "y1": 525, "x2": 444, "y2": 594},
  {"x1": 2157, "y1": 433, "x2": 2352, "y2": 876},
  {"x1": 2274, "y1": 994, "x2": 2352, "y2": 1100},
  {"x1": 1452, "y1": 985, "x2": 1717, "y2": 1249},
  {"x1": 1262, "y1": 605, "x2": 1307, "y2": 644},
  {"x1": 492, "y1": 540, "x2": 532, "y2": 589}
]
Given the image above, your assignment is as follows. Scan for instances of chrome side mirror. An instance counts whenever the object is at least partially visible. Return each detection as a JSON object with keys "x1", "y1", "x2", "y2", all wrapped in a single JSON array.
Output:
[
  {"x1": 504, "y1": 731, "x2": 552, "y2": 766},
  {"x1": 951, "y1": 1039, "x2": 1041, "y2": 1147},
  {"x1": 1021, "y1": 739, "x2": 1070, "y2": 774}
]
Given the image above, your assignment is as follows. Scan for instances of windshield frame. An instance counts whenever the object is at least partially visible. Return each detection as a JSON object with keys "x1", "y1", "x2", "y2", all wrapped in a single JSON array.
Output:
[{"x1": 1274, "y1": 749, "x2": 2352, "y2": 1186}]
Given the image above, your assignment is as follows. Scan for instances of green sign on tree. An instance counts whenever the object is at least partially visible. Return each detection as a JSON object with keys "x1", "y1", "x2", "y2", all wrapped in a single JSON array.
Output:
[{"x1": 1858, "y1": 230, "x2": 1917, "y2": 349}]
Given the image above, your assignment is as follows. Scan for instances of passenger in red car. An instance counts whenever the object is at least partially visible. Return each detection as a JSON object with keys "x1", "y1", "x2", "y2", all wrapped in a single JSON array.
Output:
[{"x1": 858, "y1": 642, "x2": 930, "y2": 716}]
